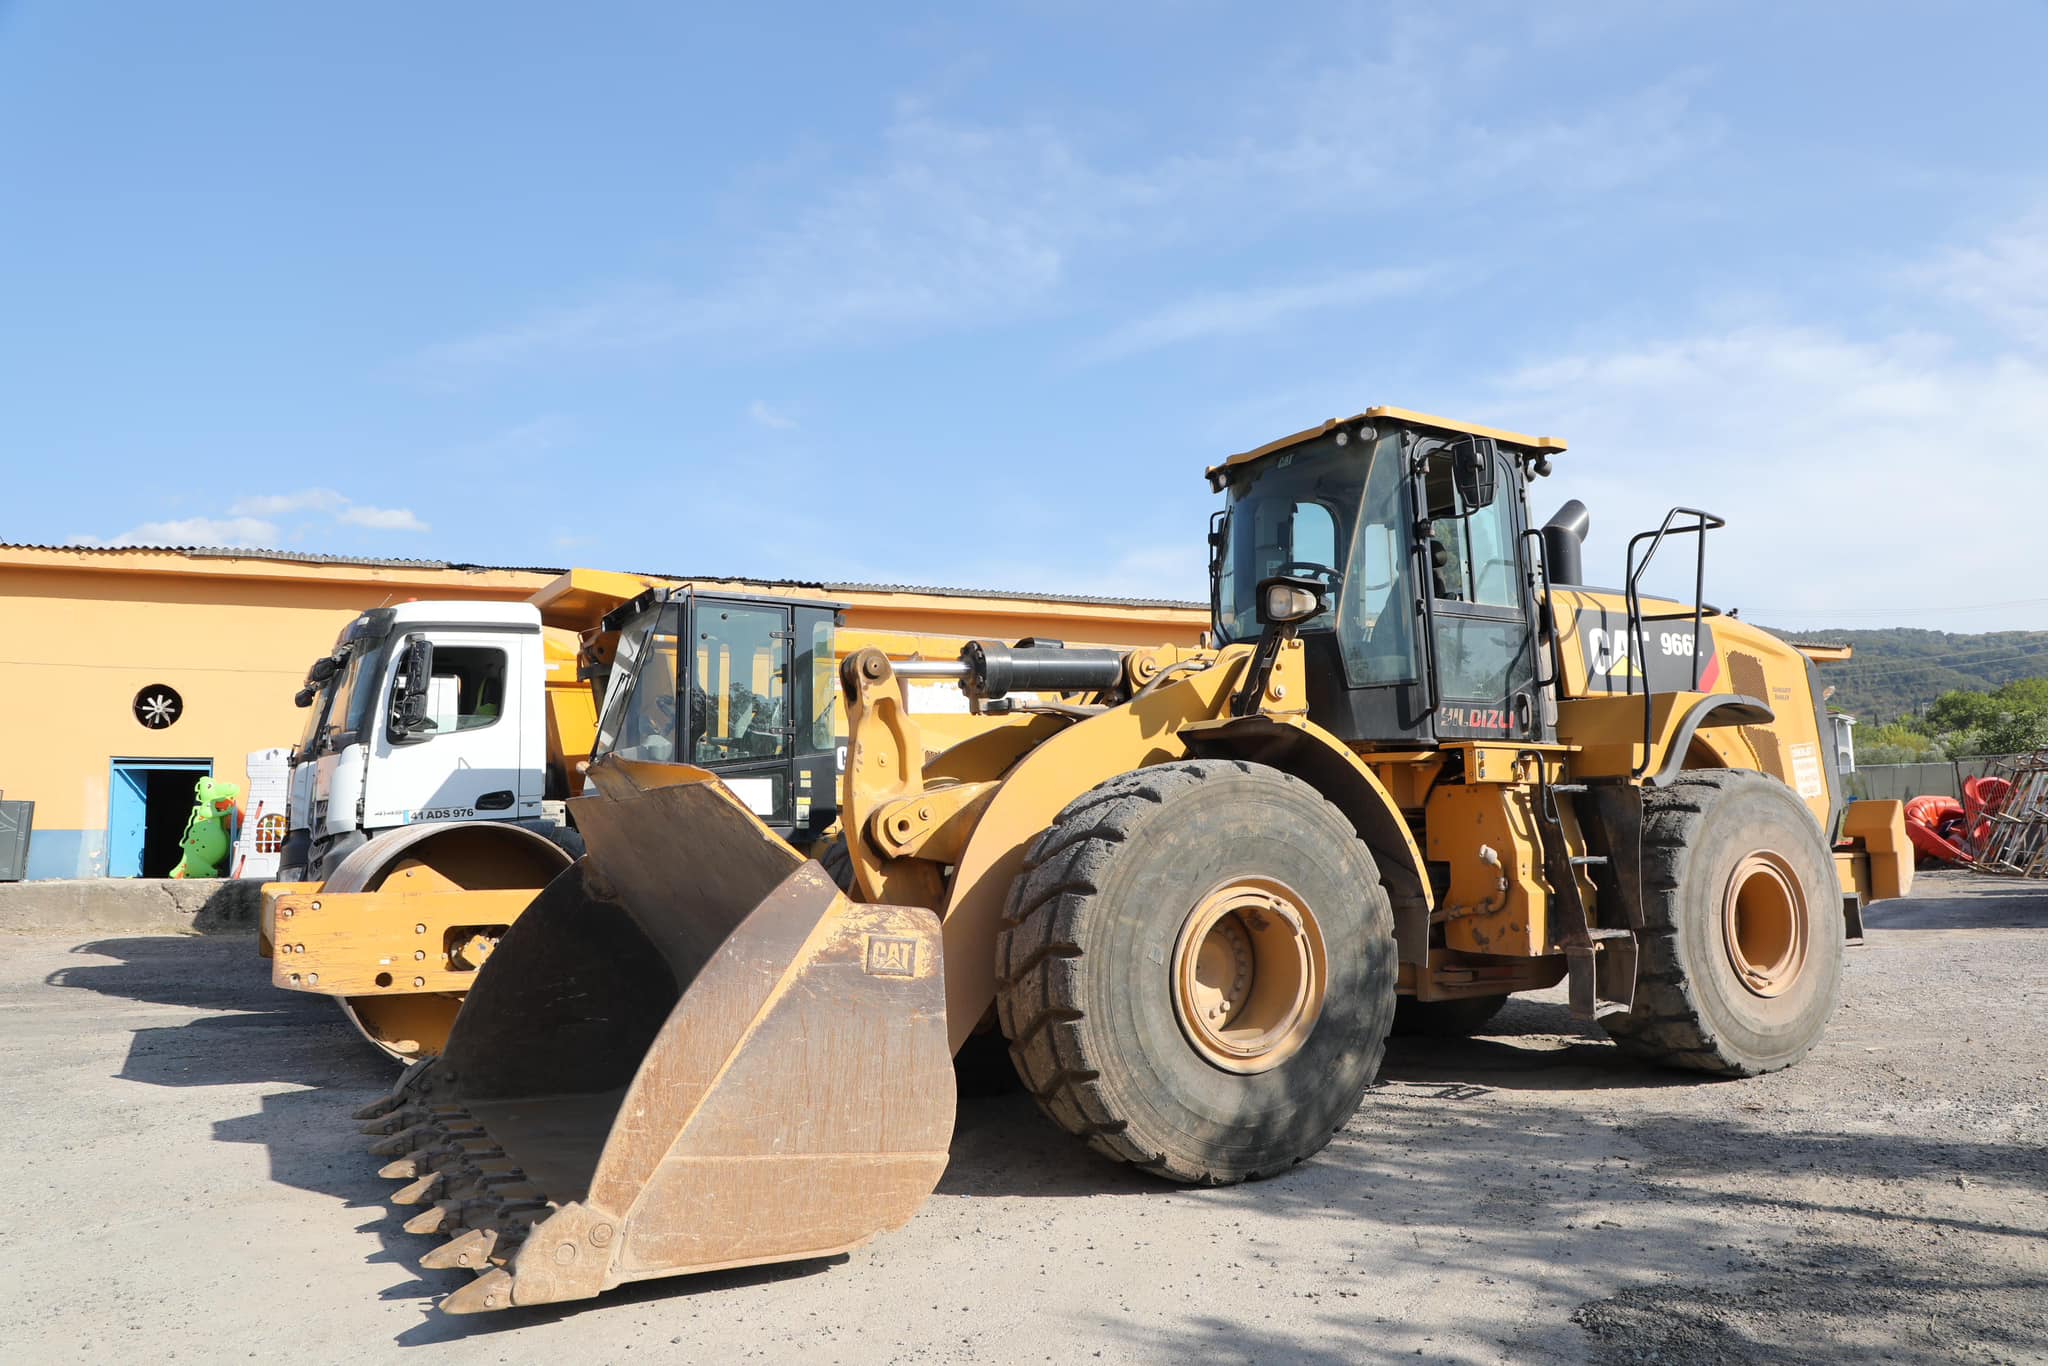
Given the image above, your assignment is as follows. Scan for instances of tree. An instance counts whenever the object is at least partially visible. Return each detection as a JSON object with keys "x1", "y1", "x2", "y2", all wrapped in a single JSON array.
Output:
[
  {"x1": 1915, "y1": 678, "x2": 2048, "y2": 757},
  {"x1": 1856, "y1": 723, "x2": 1944, "y2": 766}
]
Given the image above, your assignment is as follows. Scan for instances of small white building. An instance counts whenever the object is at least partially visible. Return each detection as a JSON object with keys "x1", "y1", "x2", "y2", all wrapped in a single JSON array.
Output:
[{"x1": 1827, "y1": 712, "x2": 1858, "y2": 774}]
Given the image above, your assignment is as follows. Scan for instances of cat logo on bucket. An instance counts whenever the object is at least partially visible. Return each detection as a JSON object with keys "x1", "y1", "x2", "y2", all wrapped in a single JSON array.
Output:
[{"x1": 864, "y1": 935, "x2": 919, "y2": 977}]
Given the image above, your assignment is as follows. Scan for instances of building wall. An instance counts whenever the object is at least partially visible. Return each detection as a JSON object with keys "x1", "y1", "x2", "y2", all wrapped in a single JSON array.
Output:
[
  {"x1": 0, "y1": 550, "x2": 551, "y2": 878},
  {"x1": 0, "y1": 549, "x2": 1208, "y2": 879}
]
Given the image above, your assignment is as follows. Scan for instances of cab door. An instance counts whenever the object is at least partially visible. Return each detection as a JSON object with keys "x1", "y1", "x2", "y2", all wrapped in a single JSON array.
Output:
[
  {"x1": 1419, "y1": 442, "x2": 1547, "y2": 743},
  {"x1": 361, "y1": 629, "x2": 529, "y2": 829}
]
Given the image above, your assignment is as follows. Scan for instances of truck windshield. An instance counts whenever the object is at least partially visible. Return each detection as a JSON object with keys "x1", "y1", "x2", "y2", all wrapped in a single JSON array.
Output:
[
  {"x1": 1214, "y1": 430, "x2": 1419, "y2": 687},
  {"x1": 322, "y1": 644, "x2": 390, "y2": 749},
  {"x1": 296, "y1": 680, "x2": 331, "y2": 754}
]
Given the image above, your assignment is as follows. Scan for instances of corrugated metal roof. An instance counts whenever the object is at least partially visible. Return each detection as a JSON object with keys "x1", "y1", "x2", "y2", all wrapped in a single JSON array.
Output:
[
  {"x1": 2, "y1": 544, "x2": 1206, "y2": 611},
  {"x1": 1, "y1": 542, "x2": 487, "y2": 571},
  {"x1": 628, "y1": 571, "x2": 1202, "y2": 611}
]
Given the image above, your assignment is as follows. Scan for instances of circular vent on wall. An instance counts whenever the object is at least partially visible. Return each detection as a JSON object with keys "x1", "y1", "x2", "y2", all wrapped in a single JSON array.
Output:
[{"x1": 134, "y1": 684, "x2": 183, "y2": 729}]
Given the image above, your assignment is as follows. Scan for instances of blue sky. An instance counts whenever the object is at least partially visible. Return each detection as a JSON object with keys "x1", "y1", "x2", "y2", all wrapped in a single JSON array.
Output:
[{"x1": 5, "y1": 3, "x2": 2046, "y2": 630}]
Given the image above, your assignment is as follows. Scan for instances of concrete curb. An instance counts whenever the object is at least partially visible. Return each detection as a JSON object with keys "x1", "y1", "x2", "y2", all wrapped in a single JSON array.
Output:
[{"x1": 0, "y1": 878, "x2": 263, "y2": 935}]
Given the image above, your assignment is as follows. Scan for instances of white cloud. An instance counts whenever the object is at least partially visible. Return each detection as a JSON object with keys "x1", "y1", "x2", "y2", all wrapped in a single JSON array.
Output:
[
  {"x1": 748, "y1": 400, "x2": 798, "y2": 430},
  {"x1": 228, "y1": 487, "x2": 346, "y2": 517},
  {"x1": 1081, "y1": 267, "x2": 1439, "y2": 363},
  {"x1": 1491, "y1": 322, "x2": 2048, "y2": 630},
  {"x1": 1905, "y1": 208, "x2": 2048, "y2": 348},
  {"x1": 338, "y1": 504, "x2": 429, "y2": 532},
  {"x1": 68, "y1": 515, "x2": 280, "y2": 548},
  {"x1": 69, "y1": 488, "x2": 435, "y2": 546},
  {"x1": 408, "y1": 33, "x2": 1712, "y2": 378}
]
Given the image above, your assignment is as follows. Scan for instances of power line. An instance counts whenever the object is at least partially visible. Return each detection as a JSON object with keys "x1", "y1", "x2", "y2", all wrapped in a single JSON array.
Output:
[
  {"x1": 1824, "y1": 639, "x2": 2048, "y2": 675},
  {"x1": 1751, "y1": 595, "x2": 2048, "y2": 618}
]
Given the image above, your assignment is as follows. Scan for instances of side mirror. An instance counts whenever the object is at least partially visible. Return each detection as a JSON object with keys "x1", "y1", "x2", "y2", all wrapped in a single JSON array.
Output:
[
  {"x1": 309, "y1": 657, "x2": 339, "y2": 683},
  {"x1": 1451, "y1": 435, "x2": 1498, "y2": 510},
  {"x1": 293, "y1": 687, "x2": 316, "y2": 709},
  {"x1": 1255, "y1": 574, "x2": 1328, "y2": 627},
  {"x1": 388, "y1": 635, "x2": 437, "y2": 742}
]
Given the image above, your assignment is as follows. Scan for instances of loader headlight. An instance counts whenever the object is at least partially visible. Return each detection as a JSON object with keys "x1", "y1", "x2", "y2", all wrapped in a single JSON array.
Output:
[{"x1": 1257, "y1": 577, "x2": 1327, "y2": 626}]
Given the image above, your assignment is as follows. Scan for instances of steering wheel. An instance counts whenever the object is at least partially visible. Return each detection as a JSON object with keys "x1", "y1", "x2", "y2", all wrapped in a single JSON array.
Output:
[{"x1": 1274, "y1": 560, "x2": 1341, "y2": 584}]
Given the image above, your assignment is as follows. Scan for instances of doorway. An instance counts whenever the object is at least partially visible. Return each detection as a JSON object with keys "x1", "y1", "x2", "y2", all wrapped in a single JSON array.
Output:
[{"x1": 109, "y1": 759, "x2": 214, "y2": 878}]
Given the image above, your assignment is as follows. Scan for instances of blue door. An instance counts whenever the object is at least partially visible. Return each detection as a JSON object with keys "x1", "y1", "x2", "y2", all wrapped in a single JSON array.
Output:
[{"x1": 108, "y1": 759, "x2": 213, "y2": 878}]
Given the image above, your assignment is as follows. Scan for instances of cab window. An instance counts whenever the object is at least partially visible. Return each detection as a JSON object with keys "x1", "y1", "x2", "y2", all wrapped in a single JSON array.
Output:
[
  {"x1": 691, "y1": 604, "x2": 790, "y2": 764},
  {"x1": 1425, "y1": 451, "x2": 1521, "y2": 608},
  {"x1": 421, "y1": 647, "x2": 509, "y2": 733}
]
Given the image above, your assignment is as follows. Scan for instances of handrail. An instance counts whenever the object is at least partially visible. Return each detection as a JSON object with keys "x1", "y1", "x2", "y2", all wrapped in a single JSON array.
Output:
[
  {"x1": 1623, "y1": 507, "x2": 1726, "y2": 778},
  {"x1": 1519, "y1": 525, "x2": 1563, "y2": 697}
]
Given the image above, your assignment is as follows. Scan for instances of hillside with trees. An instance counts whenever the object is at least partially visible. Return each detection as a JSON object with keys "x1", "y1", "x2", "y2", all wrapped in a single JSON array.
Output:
[{"x1": 1761, "y1": 627, "x2": 2048, "y2": 728}]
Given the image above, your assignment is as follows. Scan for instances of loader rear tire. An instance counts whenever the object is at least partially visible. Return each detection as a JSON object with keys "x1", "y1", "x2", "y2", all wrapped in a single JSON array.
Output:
[
  {"x1": 1600, "y1": 769, "x2": 1843, "y2": 1077},
  {"x1": 995, "y1": 759, "x2": 1396, "y2": 1185},
  {"x1": 1391, "y1": 993, "x2": 1508, "y2": 1037}
]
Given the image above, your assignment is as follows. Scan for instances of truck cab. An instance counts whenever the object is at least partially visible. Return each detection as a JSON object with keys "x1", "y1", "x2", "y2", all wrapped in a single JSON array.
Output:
[{"x1": 281, "y1": 602, "x2": 558, "y2": 878}]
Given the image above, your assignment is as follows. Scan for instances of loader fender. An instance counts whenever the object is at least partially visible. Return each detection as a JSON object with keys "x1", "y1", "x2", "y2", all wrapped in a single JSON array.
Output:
[
  {"x1": 1180, "y1": 712, "x2": 1433, "y2": 968},
  {"x1": 1645, "y1": 694, "x2": 1774, "y2": 788}
]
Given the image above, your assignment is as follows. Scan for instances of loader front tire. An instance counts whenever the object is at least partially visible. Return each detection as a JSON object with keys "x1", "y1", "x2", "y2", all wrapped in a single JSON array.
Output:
[
  {"x1": 996, "y1": 759, "x2": 1396, "y2": 1185},
  {"x1": 1601, "y1": 769, "x2": 1843, "y2": 1077}
]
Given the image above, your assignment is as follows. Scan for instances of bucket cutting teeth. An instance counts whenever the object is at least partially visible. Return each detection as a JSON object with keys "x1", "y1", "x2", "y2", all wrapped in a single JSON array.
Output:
[
  {"x1": 404, "y1": 1195, "x2": 548, "y2": 1238},
  {"x1": 353, "y1": 1094, "x2": 406, "y2": 1122},
  {"x1": 442, "y1": 1170, "x2": 534, "y2": 1202},
  {"x1": 419, "y1": 1226, "x2": 515, "y2": 1271},
  {"x1": 403, "y1": 1202, "x2": 460, "y2": 1236},
  {"x1": 390, "y1": 1171, "x2": 445, "y2": 1205},
  {"x1": 359, "y1": 1105, "x2": 430, "y2": 1136},
  {"x1": 438, "y1": 1267, "x2": 516, "y2": 1316},
  {"x1": 368, "y1": 1122, "x2": 482, "y2": 1158},
  {"x1": 379, "y1": 1142, "x2": 505, "y2": 1180}
]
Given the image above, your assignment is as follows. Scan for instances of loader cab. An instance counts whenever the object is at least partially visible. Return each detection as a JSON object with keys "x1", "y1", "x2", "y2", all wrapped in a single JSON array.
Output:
[
  {"x1": 593, "y1": 589, "x2": 843, "y2": 844},
  {"x1": 1210, "y1": 408, "x2": 1562, "y2": 748}
]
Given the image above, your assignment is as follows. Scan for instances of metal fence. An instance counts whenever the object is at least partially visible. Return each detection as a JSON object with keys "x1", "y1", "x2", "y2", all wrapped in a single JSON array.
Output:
[{"x1": 1844, "y1": 757, "x2": 2011, "y2": 804}]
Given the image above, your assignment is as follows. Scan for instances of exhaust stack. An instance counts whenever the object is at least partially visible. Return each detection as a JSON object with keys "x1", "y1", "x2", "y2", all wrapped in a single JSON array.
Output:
[{"x1": 1543, "y1": 500, "x2": 1591, "y2": 586}]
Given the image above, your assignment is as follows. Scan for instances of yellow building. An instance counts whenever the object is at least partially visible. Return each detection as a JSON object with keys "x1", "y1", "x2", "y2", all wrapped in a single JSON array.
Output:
[{"x1": 0, "y1": 544, "x2": 1204, "y2": 880}]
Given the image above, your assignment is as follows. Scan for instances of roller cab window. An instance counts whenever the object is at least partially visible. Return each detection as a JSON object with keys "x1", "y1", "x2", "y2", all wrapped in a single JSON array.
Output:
[{"x1": 596, "y1": 605, "x2": 685, "y2": 763}]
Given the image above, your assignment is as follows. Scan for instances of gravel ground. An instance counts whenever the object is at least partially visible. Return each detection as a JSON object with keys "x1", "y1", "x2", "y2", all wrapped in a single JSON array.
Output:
[{"x1": 1, "y1": 868, "x2": 2042, "y2": 1364}]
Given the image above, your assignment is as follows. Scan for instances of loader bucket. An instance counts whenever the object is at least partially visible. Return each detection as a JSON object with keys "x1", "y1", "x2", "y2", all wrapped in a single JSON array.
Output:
[{"x1": 357, "y1": 762, "x2": 955, "y2": 1314}]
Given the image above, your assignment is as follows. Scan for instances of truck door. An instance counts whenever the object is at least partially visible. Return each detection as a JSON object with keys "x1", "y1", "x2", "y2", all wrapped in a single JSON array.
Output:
[{"x1": 360, "y1": 629, "x2": 534, "y2": 830}]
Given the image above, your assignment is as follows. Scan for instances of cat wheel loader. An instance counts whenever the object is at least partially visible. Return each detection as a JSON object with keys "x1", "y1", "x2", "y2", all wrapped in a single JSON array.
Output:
[{"x1": 349, "y1": 405, "x2": 1913, "y2": 1314}]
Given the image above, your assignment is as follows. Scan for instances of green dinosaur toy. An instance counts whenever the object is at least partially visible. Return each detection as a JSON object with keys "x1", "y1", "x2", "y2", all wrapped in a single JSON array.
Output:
[{"x1": 169, "y1": 776, "x2": 240, "y2": 879}]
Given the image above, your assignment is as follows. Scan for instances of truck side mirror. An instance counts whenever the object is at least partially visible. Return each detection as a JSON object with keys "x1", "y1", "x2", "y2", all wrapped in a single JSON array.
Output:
[
  {"x1": 1451, "y1": 435, "x2": 1498, "y2": 510},
  {"x1": 389, "y1": 635, "x2": 437, "y2": 742}
]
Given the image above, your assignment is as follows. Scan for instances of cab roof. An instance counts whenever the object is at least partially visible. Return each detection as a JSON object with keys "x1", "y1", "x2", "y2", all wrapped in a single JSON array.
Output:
[{"x1": 1205, "y1": 405, "x2": 1567, "y2": 482}]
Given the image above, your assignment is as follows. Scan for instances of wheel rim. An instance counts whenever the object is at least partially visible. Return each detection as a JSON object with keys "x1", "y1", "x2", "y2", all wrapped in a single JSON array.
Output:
[
  {"x1": 1170, "y1": 876, "x2": 1327, "y2": 1074},
  {"x1": 1721, "y1": 851, "x2": 1808, "y2": 998},
  {"x1": 336, "y1": 993, "x2": 462, "y2": 1060},
  {"x1": 321, "y1": 823, "x2": 571, "y2": 1063}
]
